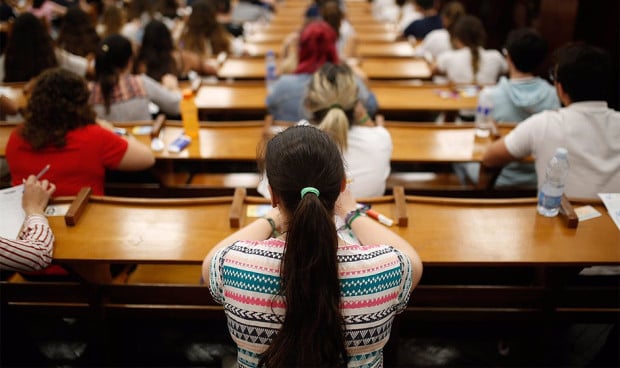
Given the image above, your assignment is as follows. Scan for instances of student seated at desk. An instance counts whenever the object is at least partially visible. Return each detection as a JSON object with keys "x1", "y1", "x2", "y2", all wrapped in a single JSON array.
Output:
[
  {"x1": 177, "y1": 0, "x2": 242, "y2": 64},
  {"x1": 1, "y1": 13, "x2": 91, "y2": 83},
  {"x1": 55, "y1": 6, "x2": 101, "y2": 59},
  {"x1": 433, "y1": 15, "x2": 507, "y2": 86},
  {"x1": 412, "y1": 1, "x2": 464, "y2": 60},
  {"x1": 305, "y1": 63, "x2": 392, "y2": 197},
  {"x1": 267, "y1": 20, "x2": 377, "y2": 122},
  {"x1": 135, "y1": 19, "x2": 220, "y2": 86},
  {"x1": 89, "y1": 34, "x2": 182, "y2": 121},
  {"x1": 483, "y1": 43, "x2": 620, "y2": 199},
  {"x1": 0, "y1": 175, "x2": 56, "y2": 272},
  {"x1": 260, "y1": 63, "x2": 391, "y2": 198},
  {"x1": 402, "y1": 0, "x2": 441, "y2": 41},
  {"x1": 6, "y1": 67, "x2": 155, "y2": 196},
  {"x1": 457, "y1": 28, "x2": 560, "y2": 188},
  {"x1": 203, "y1": 126, "x2": 422, "y2": 367}
]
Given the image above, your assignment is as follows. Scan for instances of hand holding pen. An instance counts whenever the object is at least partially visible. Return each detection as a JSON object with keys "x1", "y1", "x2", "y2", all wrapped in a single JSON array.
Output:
[{"x1": 22, "y1": 174, "x2": 56, "y2": 216}]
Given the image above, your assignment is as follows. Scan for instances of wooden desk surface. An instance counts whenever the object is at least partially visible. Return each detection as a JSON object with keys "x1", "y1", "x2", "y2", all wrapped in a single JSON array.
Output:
[
  {"x1": 194, "y1": 81, "x2": 477, "y2": 113},
  {"x1": 387, "y1": 124, "x2": 491, "y2": 163},
  {"x1": 244, "y1": 42, "x2": 283, "y2": 57},
  {"x1": 372, "y1": 84, "x2": 478, "y2": 111},
  {"x1": 218, "y1": 58, "x2": 431, "y2": 80},
  {"x1": 1, "y1": 120, "x2": 495, "y2": 160},
  {"x1": 129, "y1": 122, "x2": 495, "y2": 163},
  {"x1": 195, "y1": 83, "x2": 267, "y2": 111},
  {"x1": 48, "y1": 196, "x2": 620, "y2": 266},
  {"x1": 358, "y1": 42, "x2": 415, "y2": 58},
  {"x1": 360, "y1": 58, "x2": 431, "y2": 79},
  {"x1": 218, "y1": 58, "x2": 266, "y2": 80},
  {"x1": 247, "y1": 30, "x2": 398, "y2": 44}
]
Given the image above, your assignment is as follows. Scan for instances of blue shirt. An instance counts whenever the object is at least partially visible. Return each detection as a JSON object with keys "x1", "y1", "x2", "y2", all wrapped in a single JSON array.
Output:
[{"x1": 266, "y1": 73, "x2": 378, "y2": 122}]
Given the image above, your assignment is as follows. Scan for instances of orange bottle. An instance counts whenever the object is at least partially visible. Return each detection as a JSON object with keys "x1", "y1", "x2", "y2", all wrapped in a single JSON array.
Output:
[{"x1": 180, "y1": 89, "x2": 199, "y2": 139}]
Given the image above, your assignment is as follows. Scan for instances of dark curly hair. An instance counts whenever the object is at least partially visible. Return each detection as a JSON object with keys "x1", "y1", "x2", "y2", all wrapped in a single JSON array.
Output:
[
  {"x1": 56, "y1": 6, "x2": 101, "y2": 57},
  {"x1": 22, "y1": 68, "x2": 96, "y2": 150},
  {"x1": 3, "y1": 13, "x2": 57, "y2": 82}
]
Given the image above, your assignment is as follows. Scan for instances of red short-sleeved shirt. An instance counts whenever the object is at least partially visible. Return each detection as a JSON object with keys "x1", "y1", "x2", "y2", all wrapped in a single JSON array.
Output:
[{"x1": 6, "y1": 124, "x2": 128, "y2": 196}]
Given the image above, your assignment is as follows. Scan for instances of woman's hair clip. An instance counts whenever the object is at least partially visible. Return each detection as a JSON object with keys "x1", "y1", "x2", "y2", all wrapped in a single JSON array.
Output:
[{"x1": 101, "y1": 44, "x2": 109, "y2": 53}]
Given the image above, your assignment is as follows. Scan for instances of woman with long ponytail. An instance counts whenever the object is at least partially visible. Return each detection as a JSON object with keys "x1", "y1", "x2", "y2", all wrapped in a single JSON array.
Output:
[
  {"x1": 203, "y1": 126, "x2": 422, "y2": 367},
  {"x1": 434, "y1": 15, "x2": 507, "y2": 85},
  {"x1": 89, "y1": 34, "x2": 181, "y2": 121}
]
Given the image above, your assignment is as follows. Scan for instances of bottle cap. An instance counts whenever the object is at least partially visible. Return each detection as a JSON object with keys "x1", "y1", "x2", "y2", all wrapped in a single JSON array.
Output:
[
  {"x1": 182, "y1": 89, "x2": 193, "y2": 99},
  {"x1": 555, "y1": 147, "x2": 568, "y2": 157},
  {"x1": 266, "y1": 50, "x2": 274, "y2": 57}
]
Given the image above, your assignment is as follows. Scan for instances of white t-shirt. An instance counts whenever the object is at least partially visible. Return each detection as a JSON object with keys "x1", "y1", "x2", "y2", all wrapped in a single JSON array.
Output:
[
  {"x1": 337, "y1": 20, "x2": 356, "y2": 59},
  {"x1": 396, "y1": 3, "x2": 422, "y2": 33},
  {"x1": 344, "y1": 125, "x2": 393, "y2": 198},
  {"x1": 436, "y1": 47, "x2": 508, "y2": 84},
  {"x1": 504, "y1": 101, "x2": 620, "y2": 199},
  {"x1": 258, "y1": 125, "x2": 393, "y2": 199},
  {"x1": 414, "y1": 28, "x2": 451, "y2": 59}
]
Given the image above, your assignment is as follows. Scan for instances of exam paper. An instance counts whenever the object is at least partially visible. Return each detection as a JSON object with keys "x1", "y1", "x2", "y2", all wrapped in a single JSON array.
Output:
[
  {"x1": 598, "y1": 193, "x2": 620, "y2": 231},
  {"x1": 0, "y1": 185, "x2": 26, "y2": 239}
]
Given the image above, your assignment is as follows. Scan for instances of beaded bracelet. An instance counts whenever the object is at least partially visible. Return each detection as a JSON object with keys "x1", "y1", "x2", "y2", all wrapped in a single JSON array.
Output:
[
  {"x1": 263, "y1": 216, "x2": 281, "y2": 237},
  {"x1": 344, "y1": 209, "x2": 365, "y2": 229}
]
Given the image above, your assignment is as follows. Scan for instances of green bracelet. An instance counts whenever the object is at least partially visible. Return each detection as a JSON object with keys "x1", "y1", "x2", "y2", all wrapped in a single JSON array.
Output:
[
  {"x1": 263, "y1": 216, "x2": 281, "y2": 237},
  {"x1": 345, "y1": 210, "x2": 365, "y2": 229}
]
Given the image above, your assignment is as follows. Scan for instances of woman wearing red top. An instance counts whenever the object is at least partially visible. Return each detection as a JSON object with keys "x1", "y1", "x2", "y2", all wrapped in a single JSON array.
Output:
[{"x1": 6, "y1": 68, "x2": 155, "y2": 197}]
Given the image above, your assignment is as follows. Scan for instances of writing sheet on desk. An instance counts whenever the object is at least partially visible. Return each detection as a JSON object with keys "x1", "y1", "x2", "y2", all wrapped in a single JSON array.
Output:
[
  {"x1": 0, "y1": 184, "x2": 25, "y2": 239},
  {"x1": 598, "y1": 193, "x2": 620, "y2": 231}
]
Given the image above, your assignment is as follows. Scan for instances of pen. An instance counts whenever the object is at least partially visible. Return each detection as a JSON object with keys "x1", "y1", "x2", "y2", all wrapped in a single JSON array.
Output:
[
  {"x1": 35, "y1": 164, "x2": 50, "y2": 180},
  {"x1": 366, "y1": 209, "x2": 394, "y2": 227}
]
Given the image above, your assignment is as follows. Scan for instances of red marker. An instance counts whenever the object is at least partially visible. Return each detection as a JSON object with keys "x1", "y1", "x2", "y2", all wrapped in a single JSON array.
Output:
[{"x1": 366, "y1": 209, "x2": 393, "y2": 227}]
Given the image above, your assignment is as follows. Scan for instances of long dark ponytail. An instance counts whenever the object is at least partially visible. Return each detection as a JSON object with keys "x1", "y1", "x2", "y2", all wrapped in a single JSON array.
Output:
[
  {"x1": 95, "y1": 35, "x2": 133, "y2": 114},
  {"x1": 259, "y1": 126, "x2": 347, "y2": 367},
  {"x1": 453, "y1": 15, "x2": 486, "y2": 83}
]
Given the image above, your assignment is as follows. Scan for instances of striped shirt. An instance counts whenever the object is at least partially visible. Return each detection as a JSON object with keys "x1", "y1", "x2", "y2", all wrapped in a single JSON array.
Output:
[
  {"x1": 0, "y1": 214, "x2": 54, "y2": 272},
  {"x1": 210, "y1": 238, "x2": 414, "y2": 367}
]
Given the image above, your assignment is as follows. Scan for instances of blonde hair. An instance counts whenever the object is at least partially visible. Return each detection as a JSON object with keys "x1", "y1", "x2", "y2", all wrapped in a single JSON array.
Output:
[{"x1": 305, "y1": 63, "x2": 358, "y2": 150}]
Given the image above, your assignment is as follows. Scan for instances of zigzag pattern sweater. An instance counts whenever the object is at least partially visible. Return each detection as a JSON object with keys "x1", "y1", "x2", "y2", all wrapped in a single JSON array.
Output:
[{"x1": 210, "y1": 238, "x2": 414, "y2": 367}]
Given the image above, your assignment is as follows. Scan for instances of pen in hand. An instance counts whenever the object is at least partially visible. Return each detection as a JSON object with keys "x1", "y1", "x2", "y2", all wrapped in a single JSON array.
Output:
[
  {"x1": 35, "y1": 164, "x2": 51, "y2": 180},
  {"x1": 23, "y1": 164, "x2": 51, "y2": 183}
]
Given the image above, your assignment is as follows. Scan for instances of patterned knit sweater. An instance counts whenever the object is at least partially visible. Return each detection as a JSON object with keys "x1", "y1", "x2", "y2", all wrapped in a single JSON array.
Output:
[{"x1": 209, "y1": 238, "x2": 414, "y2": 367}]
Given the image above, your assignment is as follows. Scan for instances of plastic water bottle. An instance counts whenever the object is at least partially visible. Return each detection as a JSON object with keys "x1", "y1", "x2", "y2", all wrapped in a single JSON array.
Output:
[
  {"x1": 475, "y1": 105, "x2": 493, "y2": 138},
  {"x1": 265, "y1": 50, "x2": 277, "y2": 92},
  {"x1": 537, "y1": 148, "x2": 570, "y2": 217},
  {"x1": 475, "y1": 89, "x2": 493, "y2": 137},
  {"x1": 180, "y1": 89, "x2": 199, "y2": 139}
]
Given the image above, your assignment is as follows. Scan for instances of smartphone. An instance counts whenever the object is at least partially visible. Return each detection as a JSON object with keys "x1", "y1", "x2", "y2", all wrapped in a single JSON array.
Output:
[{"x1": 168, "y1": 134, "x2": 192, "y2": 153}]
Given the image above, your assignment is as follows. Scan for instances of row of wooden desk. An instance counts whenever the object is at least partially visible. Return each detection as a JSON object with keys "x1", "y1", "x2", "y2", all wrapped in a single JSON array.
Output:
[
  {"x1": 0, "y1": 120, "x2": 500, "y2": 164},
  {"x1": 2, "y1": 191, "x2": 618, "y2": 337},
  {"x1": 218, "y1": 57, "x2": 431, "y2": 80},
  {"x1": 192, "y1": 82, "x2": 477, "y2": 118},
  {"x1": 46, "y1": 193, "x2": 619, "y2": 272},
  {"x1": 0, "y1": 80, "x2": 478, "y2": 120}
]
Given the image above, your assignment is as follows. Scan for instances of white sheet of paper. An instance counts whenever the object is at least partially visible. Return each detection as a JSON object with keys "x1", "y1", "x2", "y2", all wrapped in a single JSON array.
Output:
[
  {"x1": 598, "y1": 193, "x2": 620, "y2": 231},
  {"x1": 574, "y1": 205, "x2": 602, "y2": 221},
  {"x1": 0, "y1": 185, "x2": 26, "y2": 240}
]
